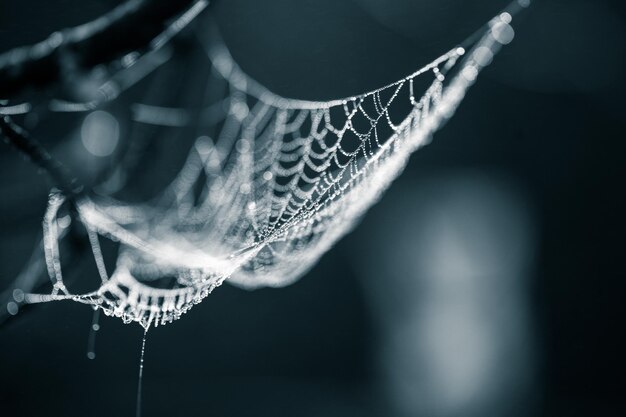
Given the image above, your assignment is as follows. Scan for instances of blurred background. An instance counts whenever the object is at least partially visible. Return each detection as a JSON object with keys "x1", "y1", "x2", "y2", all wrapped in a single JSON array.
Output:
[{"x1": 0, "y1": 0, "x2": 624, "y2": 416}]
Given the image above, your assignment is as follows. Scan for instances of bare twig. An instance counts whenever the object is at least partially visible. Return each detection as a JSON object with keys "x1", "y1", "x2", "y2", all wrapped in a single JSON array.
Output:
[
  {"x1": 0, "y1": 0, "x2": 203, "y2": 98},
  {"x1": 0, "y1": 116, "x2": 83, "y2": 197}
]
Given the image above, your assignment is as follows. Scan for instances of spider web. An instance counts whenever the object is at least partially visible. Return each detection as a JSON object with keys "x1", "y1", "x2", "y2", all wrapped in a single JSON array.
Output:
[{"x1": 6, "y1": 6, "x2": 523, "y2": 329}]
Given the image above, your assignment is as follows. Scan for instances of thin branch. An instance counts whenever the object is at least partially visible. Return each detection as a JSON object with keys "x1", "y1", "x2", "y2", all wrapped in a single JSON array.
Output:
[
  {"x1": 0, "y1": 0, "x2": 203, "y2": 98},
  {"x1": 0, "y1": 116, "x2": 83, "y2": 197}
]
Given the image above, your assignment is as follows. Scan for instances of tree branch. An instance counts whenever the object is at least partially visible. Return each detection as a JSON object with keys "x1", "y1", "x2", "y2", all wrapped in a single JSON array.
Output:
[
  {"x1": 0, "y1": 0, "x2": 203, "y2": 98},
  {"x1": 0, "y1": 116, "x2": 83, "y2": 197}
]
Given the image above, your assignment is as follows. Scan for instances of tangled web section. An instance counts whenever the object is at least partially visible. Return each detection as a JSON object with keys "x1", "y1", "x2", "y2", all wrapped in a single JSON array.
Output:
[{"x1": 23, "y1": 10, "x2": 520, "y2": 329}]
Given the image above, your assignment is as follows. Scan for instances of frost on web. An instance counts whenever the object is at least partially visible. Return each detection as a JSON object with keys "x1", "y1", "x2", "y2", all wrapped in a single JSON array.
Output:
[{"x1": 9, "y1": 7, "x2": 523, "y2": 329}]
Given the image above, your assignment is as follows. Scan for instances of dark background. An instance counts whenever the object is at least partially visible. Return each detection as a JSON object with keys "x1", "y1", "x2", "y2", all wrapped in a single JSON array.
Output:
[{"x1": 1, "y1": 0, "x2": 625, "y2": 416}]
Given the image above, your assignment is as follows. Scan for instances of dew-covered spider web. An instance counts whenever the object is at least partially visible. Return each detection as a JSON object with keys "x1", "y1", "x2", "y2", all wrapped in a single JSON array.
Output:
[{"x1": 3, "y1": 1, "x2": 528, "y2": 330}]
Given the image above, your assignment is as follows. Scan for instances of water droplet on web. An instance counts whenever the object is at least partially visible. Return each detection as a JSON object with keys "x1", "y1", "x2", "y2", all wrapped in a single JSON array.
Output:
[
  {"x1": 81, "y1": 110, "x2": 120, "y2": 157},
  {"x1": 500, "y1": 12, "x2": 513, "y2": 24},
  {"x1": 12, "y1": 289, "x2": 24, "y2": 303},
  {"x1": 7, "y1": 302, "x2": 18, "y2": 316},
  {"x1": 492, "y1": 22, "x2": 515, "y2": 45},
  {"x1": 473, "y1": 46, "x2": 494, "y2": 66}
]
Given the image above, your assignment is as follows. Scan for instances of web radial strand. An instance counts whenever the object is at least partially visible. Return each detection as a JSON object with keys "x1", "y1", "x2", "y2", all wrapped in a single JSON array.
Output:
[{"x1": 23, "y1": 12, "x2": 519, "y2": 327}]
